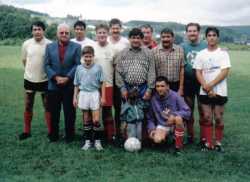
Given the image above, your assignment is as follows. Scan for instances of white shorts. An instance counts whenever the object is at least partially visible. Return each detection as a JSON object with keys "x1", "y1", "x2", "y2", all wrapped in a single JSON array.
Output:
[
  {"x1": 78, "y1": 90, "x2": 100, "y2": 110},
  {"x1": 156, "y1": 125, "x2": 172, "y2": 133}
]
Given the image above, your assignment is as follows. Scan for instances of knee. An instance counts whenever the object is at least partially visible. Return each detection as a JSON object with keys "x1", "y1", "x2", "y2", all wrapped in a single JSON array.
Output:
[
  {"x1": 175, "y1": 116, "x2": 184, "y2": 128},
  {"x1": 202, "y1": 113, "x2": 212, "y2": 123},
  {"x1": 214, "y1": 115, "x2": 223, "y2": 126}
]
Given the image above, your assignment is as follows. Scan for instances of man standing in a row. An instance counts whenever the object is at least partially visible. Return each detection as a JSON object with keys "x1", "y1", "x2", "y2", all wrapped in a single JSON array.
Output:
[
  {"x1": 19, "y1": 21, "x2": 52, "y2": 140},
  {"x1": 153, "y1": 28, "x2": 184, "y2": 95},
  {"x1": 45, "y1": 23, "x2": 81, "y2": 142},
  {"x1": 181, "y1": 23, "x2": 207, "y2": 144}
]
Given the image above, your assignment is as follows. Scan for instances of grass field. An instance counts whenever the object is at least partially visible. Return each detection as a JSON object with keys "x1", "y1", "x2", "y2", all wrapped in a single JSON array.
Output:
[{"x1": 0, "y1": 45, "x2": 250, "y2": 182}]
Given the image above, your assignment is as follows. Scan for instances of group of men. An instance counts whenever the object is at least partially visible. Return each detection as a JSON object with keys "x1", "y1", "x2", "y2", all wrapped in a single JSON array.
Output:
[{"x1": 19, "y1": 18, "x2": 230, "y2": 153}]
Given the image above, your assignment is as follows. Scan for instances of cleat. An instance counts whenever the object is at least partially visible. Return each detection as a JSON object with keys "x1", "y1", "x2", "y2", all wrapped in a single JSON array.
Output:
[{"x1": 19, "y1": 133, "x2": 31, "y2": 140}]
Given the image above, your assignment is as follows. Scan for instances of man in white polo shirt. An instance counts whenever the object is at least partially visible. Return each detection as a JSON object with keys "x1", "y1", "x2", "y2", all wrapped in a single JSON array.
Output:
[
  {"x1": 19, "y1": 21, "x2": 52, "y2": 140},
  {"x1": 71, "y1": 20, "x2": 95, "y2": 50},
  {"x1": 94, "y1": 23, "x2": 116, "y2": 143}
]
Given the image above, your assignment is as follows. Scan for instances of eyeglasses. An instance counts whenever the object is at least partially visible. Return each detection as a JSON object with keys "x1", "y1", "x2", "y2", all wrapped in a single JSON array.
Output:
[{"x1": 59, "y1": 32, "x2": 69, "y2": 35}]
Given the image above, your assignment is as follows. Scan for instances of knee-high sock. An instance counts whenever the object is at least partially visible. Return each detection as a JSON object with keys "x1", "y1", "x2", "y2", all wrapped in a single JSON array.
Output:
[
  {"x1": 215, "y1": 124, "x2": 224, "y2": 145},
  {"x1": 187, "y1": 118, "x2": 194, "y2": 140},
  {"x1": 199, "y1": 120, "x2": 206, "y2": 142},
  {"x1": 203, "y1": 123, "x2": 213, "y2": 148},
  {"x1": 23, "y1": 111, "x2": 33, "y2": 133},
  {"x1": 93, "y1": 123, "x2": 102, "y2": 140},
  {"x1": 175, "y1": 127, "x2": 184, "y2": 149},
  {"x1": 83, "y1": 123, "x2": 92, "y2": 140},
  {"x1": 45, "y1": 112, "x2": 52, "y2": 134},
  {"x1": 104, "y1": 119, "x2": 115, "y2": 142}
]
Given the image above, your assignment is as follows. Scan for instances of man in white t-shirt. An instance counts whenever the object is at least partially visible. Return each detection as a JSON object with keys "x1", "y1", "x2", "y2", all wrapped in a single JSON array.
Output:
[
  {"x1": 108, "y1": 18, "x2": 129, "y2": 143},
  {"x1": 71, "y1": 20, "x2": 95, "y2": 50},
  {"x1": 193, "y1": 27, "x2": 231, "y2": 152},
  {"x1": 94, "y1": 23, "x2": 116, "y2": 143},
  {"x1": 19, "y1": 21, "x2": 52, "y2": 140}
]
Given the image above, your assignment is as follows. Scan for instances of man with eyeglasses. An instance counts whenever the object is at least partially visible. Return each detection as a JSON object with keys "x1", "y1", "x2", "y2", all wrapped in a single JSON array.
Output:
[{"x1": 45, "y1": 23, "x2": 81, "y2": 143}]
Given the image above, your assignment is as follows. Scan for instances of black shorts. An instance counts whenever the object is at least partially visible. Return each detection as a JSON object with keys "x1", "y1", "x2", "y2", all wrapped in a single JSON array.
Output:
[
  {"x1": 24, "y1": 79, "x2": 48, "y2": 92},
  {"x1": 199, "y1": 95, "x2": 228, "y2": 106},
  {"x1": 184, "y1": 79, "x2": 200, "y2": 97}
]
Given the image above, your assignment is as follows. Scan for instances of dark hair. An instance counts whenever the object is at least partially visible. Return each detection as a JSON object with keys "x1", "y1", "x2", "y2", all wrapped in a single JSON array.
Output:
[
  {"x1": 31, "y1": 21, "x2": 46, "y2": 31},
  {"x1": 140, "y1": 24, "x2": 153, "y2": 32},
  {"x1": 128, "y1": 28, "x2": 144, "y2": 39},
  {"x1": 156, "y1": 76, "x2": 169, "y2": 85},
  {"x1": 186, "y1": 22, "x2": 201, "y2": 32},
  {"x1": 205, "y1": 26, "x2": 220, "y2": 37},
  {"x1": 82, "y1": 46, "x2": 94, "y2": 55},
  {"x1": 95, "y1": 23, "x2": 109, "y2": 32},
  {"x1": 73, "y1": 20, "x2": 86, "y2": 30},
  {"x1": 109, "y1": 18, "x2": 122, "y2": 27},
  {"x1": 160, "y1": 28, "x2": 174, "y2": 37}
]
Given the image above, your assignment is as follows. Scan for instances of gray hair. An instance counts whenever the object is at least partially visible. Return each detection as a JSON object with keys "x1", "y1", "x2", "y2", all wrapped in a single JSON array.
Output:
[{"x1": 57, "y1": 23, "x2": 70, "y2": 33}]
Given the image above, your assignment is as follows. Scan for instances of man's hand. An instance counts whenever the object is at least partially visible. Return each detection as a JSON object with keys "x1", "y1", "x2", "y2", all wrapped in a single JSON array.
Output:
[
  {"x1": 100, "y1": 97, "x2": 106, "y2": 106},
  {"x1": 73, "y1": 97, "x2": 78, "y2": 108},
  {"x1": 143, "y1": 91, "x2": 151, "y2": 100},
  {"x1": 122, "y1": 90, "x2": 128, "y2": 100},
  {"x1": 202, "y1": 83, "x2": 213, "y2": 93},
  {"x1": 55, "y1": 76, "x2": 69, "y2": 85}
]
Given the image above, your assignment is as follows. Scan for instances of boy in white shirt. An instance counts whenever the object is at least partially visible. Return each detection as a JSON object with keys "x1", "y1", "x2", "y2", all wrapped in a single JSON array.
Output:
[{"x1": 193, "y1": 27, "x2": 231, "y2": 152}]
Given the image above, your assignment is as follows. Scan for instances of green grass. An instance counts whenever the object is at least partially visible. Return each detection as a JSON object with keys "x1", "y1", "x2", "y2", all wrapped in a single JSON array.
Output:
[{"x1": 0, "y1": 46, "x2": 250, "y2": 182}]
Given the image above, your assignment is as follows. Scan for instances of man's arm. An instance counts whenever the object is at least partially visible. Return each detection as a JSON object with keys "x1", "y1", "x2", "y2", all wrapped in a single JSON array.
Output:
[
  {"x1": 44, "y1": 44, "x2": 57, "y2": 80},
  {"x1": 172, "y1": 95, "x2": 191, "y2": 121},
  {"x1": 66, "y1": 45, "x2": 81, "y2": 80},
  {"x1": 207, "y1": 68, "x2": 230, "y2": 89}
]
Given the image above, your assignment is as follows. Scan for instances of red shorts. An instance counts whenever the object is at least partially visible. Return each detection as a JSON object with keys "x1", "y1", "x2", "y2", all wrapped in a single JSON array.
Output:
[{"x1": 104, "y1": 86, "x2": 113, "y2": 107}]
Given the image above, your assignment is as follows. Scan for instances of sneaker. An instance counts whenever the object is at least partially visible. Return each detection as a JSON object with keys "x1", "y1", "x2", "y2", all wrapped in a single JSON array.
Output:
[
  {"x1": 81, "y1": 140, "x2": 92, "y2": 151},
  {"x1": 201, "y1": 142, "x2": 213, "y2": 152},
  {"x1": 94, "y1": 140, "x2": 103, "y2": 151},
  {"x1": 215, "y1": 144, "x2": 224, "y2": 153},
  {"x1": 19, "y1": 133, "x2": 31, "y2": 140},
  {"x1": 174, "y1": 148, "x2": 183, "y2": 156}
]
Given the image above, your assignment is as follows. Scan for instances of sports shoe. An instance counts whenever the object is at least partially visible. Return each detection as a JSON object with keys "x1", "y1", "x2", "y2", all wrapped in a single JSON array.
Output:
[
  {"x1": 94, "y1": 140, "x2": 103, "y2": 151},
  {"x1": 215, "y1": 144, "x2": 224, "y2": 153},
  {"x1": 81, "y1": 140, "x2": 92, "y2": 151},
  {"x1": 201, "y1": 142, "x2": 213, "y2": 152},
  {"x1": 174, "y1": 148, "x2": 183, "y2": 156},
  {"x1": 19, "y1": 133, "x2": 31, "y2": 140}
]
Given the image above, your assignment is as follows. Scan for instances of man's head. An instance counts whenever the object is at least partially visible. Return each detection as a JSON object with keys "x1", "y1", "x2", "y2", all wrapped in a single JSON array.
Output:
[
  {"x1": 73, "y1": 20, "x2": 86, "y2": 41},
  {"x1": 81, "y1": 46, "x2": 94, "y2": 66},
  {"x1": 95, "y1": 23, "x2": 109, "y2": 46},
  {"x1": 128, "y1": 28, "x2": 144, "y2": 49},
  {"x1": 160, "y1": 28, "x2": 174, "y2": 49},
  {"x1": 109, "y1": 18, "x2": 122, "y2": 39},
  {"x1": 186, "y1": 22, "x2": 201, "y2": 43},
  {"x1": 155, "y1": 76, "x2": 170, "y2": 97},
  {"x1": 205, "y1": 26, "x2": 219, "y2": 47},
  {"x1": 31, "y1": 21, "x2": 46, "y2": 42},
  {"x1": 57, "y1": 23, "x2": 70, "y2": 44},
  {"x1": 141, "y1": 24, "x2": 154, "y2": 46}
]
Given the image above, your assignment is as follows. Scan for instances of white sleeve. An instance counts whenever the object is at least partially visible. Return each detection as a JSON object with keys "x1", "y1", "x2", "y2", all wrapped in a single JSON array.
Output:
[
  {"x1": 221, "y1": 51, "x2": 231, "y2": 69},
  {"x1": 21, "y1": 42, "x2": 27, "y2": 61},
  {"x1": 193, "y1": 52, "x2": 203, "y2": 70}
]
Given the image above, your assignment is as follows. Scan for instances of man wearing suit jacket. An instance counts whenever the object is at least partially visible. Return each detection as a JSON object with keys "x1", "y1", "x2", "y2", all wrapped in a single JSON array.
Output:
[{"x1": 45, "y1": 23, "x2": 81, "y2": 143}]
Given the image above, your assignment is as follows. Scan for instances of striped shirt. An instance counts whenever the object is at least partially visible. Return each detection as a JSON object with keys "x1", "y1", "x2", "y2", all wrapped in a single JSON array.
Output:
[
  {"x1": 115, "y1": 47, "x2": 155, "y2": 91},
  {"x1": 153, "y1": 44, "x2": 184, "y2": 82}
]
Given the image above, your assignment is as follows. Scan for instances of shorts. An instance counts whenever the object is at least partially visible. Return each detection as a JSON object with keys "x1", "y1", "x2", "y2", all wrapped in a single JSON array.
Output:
[
  {"x1": 103, "y1": 86, "x2": 113, "y2": 107},
  {"x1": 156, "y1": 125, "x2": 172, "y2": 133},
  {"x1": 24, "y1": 79, "x2": 48, "y2": 93},
  {"x1": 184, "y1": 79, "x2": 200, "y2": 97},
  {"x1": 199, "y1": 95, "x2": 228, "y2": 106},
  {"x1": 78, "y1": 90, "x2": 100, "y2": 110}
]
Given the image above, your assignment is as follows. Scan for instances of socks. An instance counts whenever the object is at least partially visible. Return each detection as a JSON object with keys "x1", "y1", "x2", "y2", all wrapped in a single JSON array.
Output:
[
  {"x1": 175, "y1": 127, "x2": 184, "y2": 149},
  {"x1": 83, "y1": 123, "x2": 92, "y2": 140},
  {"x1": 187, "y1": 118, "x2": 194, "y2": 141},
  {"x1": 93, "y1": 122, "x2": 102, "y2": 140},
  {"x1": 45, "y1": 112, "x2": 52, "y2": 134},
  {"x1": 215, "y1": 123, "x2": 224, "y2": 145},
  {"x1": 104, "y1": 120, "x2": 115, "y2": 142},
  {"x1": 199, "y1": 120, "x2": 206, "y2": 142},
  {"x1": 203, "y1": 123, "x2": 213, "y2": 148},
  {"x1": 23, "y1": 111, "x2": 33, "y2": 133}
]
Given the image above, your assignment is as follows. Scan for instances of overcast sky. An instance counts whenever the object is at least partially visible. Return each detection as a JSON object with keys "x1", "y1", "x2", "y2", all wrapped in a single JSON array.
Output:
[{"x1": 2, "y1": 0, "x2": 250, "y2": 25}]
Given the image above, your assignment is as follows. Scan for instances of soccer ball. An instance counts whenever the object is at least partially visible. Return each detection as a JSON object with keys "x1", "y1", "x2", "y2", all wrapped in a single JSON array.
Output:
[{"x1": 124, "y1": 137, "x2": 141, "y2": 152}]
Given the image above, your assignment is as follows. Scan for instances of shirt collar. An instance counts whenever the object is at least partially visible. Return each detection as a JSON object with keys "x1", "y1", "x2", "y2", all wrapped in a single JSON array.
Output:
[
  {"x1": 129, "y1": 46, "x2": 142, "y2": 52},
  {"x1": 158, "y1": 44, "x2": 176, "y2": 51}
]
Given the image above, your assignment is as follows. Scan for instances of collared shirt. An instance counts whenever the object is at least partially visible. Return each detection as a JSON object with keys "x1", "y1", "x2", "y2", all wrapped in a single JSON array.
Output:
[
  {"x1": 59, "y1": 42, "x2": 69, "y2": 63},
  {"x1": 21, "y1": 37, "x2": 52, "y2": 82},
  {"x1": 115, "y1": 46, "x2": 156, "y2": 91},
  {"x1": 147, "y1": 90, "x2": 191, "y2": 131},
  {"x1": 153, "y1": 44, "x2": 184, "y2": 82},
  {"x1": 74, "y1": 63, "x2": 104, "y2": 92}
]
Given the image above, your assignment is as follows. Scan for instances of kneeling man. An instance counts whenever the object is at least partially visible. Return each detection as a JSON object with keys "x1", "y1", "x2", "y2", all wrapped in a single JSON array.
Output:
[{"x1": 147, "y1": 76, "x2": 191, "y2": 153}]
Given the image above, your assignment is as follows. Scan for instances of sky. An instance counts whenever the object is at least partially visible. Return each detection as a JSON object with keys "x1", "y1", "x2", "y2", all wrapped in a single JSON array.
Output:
[{"x1": 2, "y1": 0, "x2": 250, "y2": 26}]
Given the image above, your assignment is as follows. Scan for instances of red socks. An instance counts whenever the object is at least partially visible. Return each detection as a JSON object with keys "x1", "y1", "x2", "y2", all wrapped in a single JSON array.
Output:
[
  {"x1": 199, "y1": 120, "x2": 206, "y2": 142},
  {"x1": 187, "y1": 118, "x2": 194, "y2": 140},
  {"x1": 23, "y1": 111, "x2": 33, "y2": 133},
  {"x1": 175, "y1": 127, "x2": 184, "y2": 149},
  {"x1": 45, "y1": 112, "x2": 52, "y2": 134},
  {"x1": 203, "y1": 123, "x2": 213, "y2": 148},
  {"x1": 104, "y1": 120, "x2": 115, "y2": 142},
  {"x1": 215, "y1": 124, "x2": 224, "y2": 144}
]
